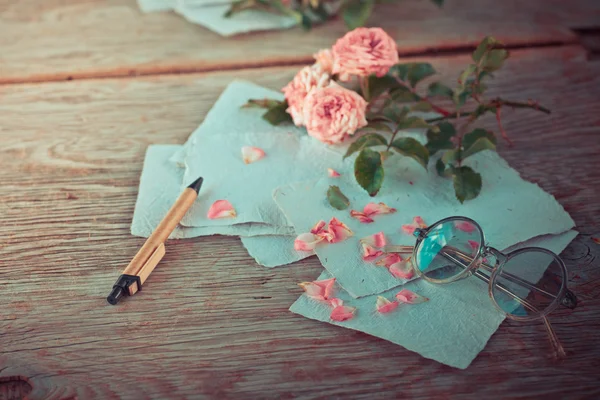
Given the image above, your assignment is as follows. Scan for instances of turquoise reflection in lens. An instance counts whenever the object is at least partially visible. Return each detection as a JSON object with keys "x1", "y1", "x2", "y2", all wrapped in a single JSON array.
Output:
[{"x1": 415, "y1": 218, "x2": 483, "y2": 282}]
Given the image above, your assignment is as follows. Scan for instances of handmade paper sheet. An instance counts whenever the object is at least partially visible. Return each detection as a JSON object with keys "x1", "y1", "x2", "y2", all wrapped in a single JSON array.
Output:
[
  {"x1": 290, "y1": 230, "x2": 578, "y2": 369},
  {"x1": 137, "y1": 0, "x2": 297, "y2": 36},
  {"x1": 131, "y1": 145, "x2": 294, "y2": 238},
  {"x1": 132, "y1": 145, "x2": 311, "y2": 267},
  {"x1": 273, "y1": 149, "x2": 575, "y2": 298}
]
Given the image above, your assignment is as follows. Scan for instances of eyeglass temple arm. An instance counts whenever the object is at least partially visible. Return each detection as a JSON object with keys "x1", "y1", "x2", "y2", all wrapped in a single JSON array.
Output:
[
  {"x1": 440, "y1": 251, "x2": 566, "y2": 358},
  {"x1": 386, "y1": 244, "x2": 577, "y2": 310},
  {"x1": 443, "y1": 247, "x2": 577, "y2": 310}
]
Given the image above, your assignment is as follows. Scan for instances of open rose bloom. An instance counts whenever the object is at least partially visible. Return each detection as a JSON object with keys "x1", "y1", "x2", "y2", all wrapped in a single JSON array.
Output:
[
  {"x1": 282, "y1": 65, "x2": 330, "y2": 126},
  {"x1": 303, "y1": 83, "x2": 368, "y2": 144},
  {"x1": 332, "y1": 27, "x2": 399, "y2": 78}
]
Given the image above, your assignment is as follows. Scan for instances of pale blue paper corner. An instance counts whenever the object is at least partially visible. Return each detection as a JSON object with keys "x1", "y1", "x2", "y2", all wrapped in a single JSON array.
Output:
[{"x1": 289, "y1": 230, "x2": 578, "y2": 369}]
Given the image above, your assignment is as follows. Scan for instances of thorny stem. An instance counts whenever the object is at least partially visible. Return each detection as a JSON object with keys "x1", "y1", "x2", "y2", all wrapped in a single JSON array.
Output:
[
  {"x1": 424, "y1": 98, "x2": 551, "y2": 123},
  {"x1": 392, "y1": 77, "x2": 452, "y2": 117},
  {"x1": 386, "y1": 125, "x2": 401, "y2": 151},
  {"x1": 495, "y1": 107, "x2": 513, "y2": 146}
]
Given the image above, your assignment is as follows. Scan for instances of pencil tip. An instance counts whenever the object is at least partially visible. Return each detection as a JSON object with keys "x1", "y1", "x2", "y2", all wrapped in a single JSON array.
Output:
[{"x1": 188, "y1": 176, "x2": 204, "y2": 194}]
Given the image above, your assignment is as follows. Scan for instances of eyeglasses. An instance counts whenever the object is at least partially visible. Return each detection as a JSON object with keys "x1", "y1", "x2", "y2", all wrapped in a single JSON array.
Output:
[{"x1": 386, "y1": 216, "x2": 577, "y2": 358}]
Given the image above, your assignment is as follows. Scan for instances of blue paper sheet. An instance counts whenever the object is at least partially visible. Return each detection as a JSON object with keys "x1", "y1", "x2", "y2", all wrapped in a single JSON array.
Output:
[{"x1": 290, "y1": 230, "x2": 578, "y2": 369}]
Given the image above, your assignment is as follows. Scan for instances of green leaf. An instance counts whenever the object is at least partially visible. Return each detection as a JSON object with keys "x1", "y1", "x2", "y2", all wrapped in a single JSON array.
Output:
[
  {"x1": 461, "y1": 137, "x2": 496, "y2": 159},
  {"x1": 428, "y1": 82, "x2": 454, "y2": 98},
  {"x1": 458, "y1": 64, "x2": 477, "y2": 85},
  {"x1": 389, "y1": 63, "x2": 436, "y2": 87},
  {"x1": 355, "y1": 148, "x2": 384, "y2": 196},
  {"x1": 453, "y1": 166, "x2": 482, "y2": 203},
  {"x1": 453, "y1": 87, "x2": 471, "y2": 107},
  {"x1": 344, "y1": 133, "x2": 388, "y2": 158},
  {"x1": 383, "y1": 104, "x2": 410, "y2": 122},
  {"x1": 262, "y1": 103, "x2": 293, "y2": 125},
  {"x1": 388, "y1": 86, "x2": 419, "y2": 103},
  {"x1": 327, "y1": 185, "x2": 350, "y2": 210},
  {"x1": 431, "y1": 0, "x2": 444, "y2": 6},
  {"x1": 301, "y1": 13, "x2": 312, "y2": 30},
  {"x1": 482, "y1": 49, "x2": 508, "y2": 72},
  {"x1": 380, "y1": 150, "x2": 394, "y2": 161},
  {"x1": 342, "y1": 0, "x2": 375, "y2": 30},
  {"x1": 441, "y1": 149, "x2": 459, "y2": 164},
  {"x1": 397, "y1": 116, "x2": 434, "y2": 131},
  {"x1": 463, "y1": 128, "x2": 496, "y2": 150},
  {"x1": 407, "y1": 63, "x2": 436, "y2": 87},
  {"x1": 472, "y1": 36, "x2": 499, "y2": 62},
  {"x1": 390, "y1": 137, "x2": 429, "y2": 168},
  {"x1": 356, "y1": 121, "x2": 393, "y2": 135},
  {"x1": 435, "y1": 158, "x2": 446, "y2": 176},
  {"x1": 367, "y1": 75, "x2": 399, "y2": 100},
  {"x1": 242, "y1": 98, "x2": 283, "y2": 109},
  {"x1": 411, "y1": 101, "x2": 434, "y2": 112},
  {"x1": 426, "y1": 122, "x2": 456, "y2": 155}
]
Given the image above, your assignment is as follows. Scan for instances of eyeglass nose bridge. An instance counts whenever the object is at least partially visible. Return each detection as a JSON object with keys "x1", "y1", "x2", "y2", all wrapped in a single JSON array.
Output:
[{"x1": 482, "y1": 246, "x2": 507, "y2": 266}]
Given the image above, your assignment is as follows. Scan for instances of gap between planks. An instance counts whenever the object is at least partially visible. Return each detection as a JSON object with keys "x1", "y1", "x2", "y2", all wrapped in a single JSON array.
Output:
[{"x1": 0, "y1": 36, "x2": 593, "y2": 86}]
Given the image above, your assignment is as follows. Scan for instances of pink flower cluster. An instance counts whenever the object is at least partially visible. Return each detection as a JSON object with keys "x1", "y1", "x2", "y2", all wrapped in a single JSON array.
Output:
[{"x1": 282, "y1": 27, "x2": 398, "y2": 144}]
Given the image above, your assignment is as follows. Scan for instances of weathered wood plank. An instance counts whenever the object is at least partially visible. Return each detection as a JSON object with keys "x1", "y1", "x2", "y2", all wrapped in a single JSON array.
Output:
[
  {"x1": 1, "y1": 46, "x2": 600, "y2": 398},
  {"x1": 2, "y1": 0, "x2": 600, "y2": 83}
]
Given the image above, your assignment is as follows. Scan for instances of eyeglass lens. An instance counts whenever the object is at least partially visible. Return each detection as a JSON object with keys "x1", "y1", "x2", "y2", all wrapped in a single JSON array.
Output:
[
  {"x1": 491, "y1": 249, "x2": 564, "y2": 319},
  {"x1": 415, "y1": 219, "x2": 484, "y2": 282}
]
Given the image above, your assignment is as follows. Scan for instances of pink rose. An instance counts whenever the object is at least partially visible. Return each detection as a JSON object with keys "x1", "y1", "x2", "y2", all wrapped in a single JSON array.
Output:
[
  {"x1": 332, "y1": 27, "x2": 399, "y2": 78},
  {"x1": 313, "y1": 49, "x2": 334, "y2": 74},
  {"x1": 303, "y1": 83, "x2": 368, "y2": 144},
  {"x1": 282, "y1": 65, "x2": 330, "y2": 126}
]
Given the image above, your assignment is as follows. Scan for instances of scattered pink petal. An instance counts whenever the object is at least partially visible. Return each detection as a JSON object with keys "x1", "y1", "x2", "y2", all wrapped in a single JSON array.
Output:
[
  {"x1": 350, "y1": 210, "x2": 374, "y2": 223},
  {"x1": 299, "y1": 278, "x2": 336, "y2": 301},
  {"x1": 294, "y1": 233, "x2": 324, "y2": 251},
  {"x1": 364, "y1": 202, "x2": 397, "y2": 216},
  {"x1": 325, "y1": 217, "x2": 354, "y2": 243},
  {"x1": 362, "y1": 243, "x2": 384, "y2": 262},
  {"x1": 375, "y1": 253, "x2": 402, "y2": 268},
  {"x1": 328, "y1": 168, "x2": 341, "y2": 177},
  {"x1": 455, "y1": 220, "x2": 476, "y2": 233},
  {"x1": 329, "y1": 297, "x2": 343, "y2": 308},
  {"x1": 468, "y1": 240, "x2": 480, "y2": 252},
  {"x1": 376, "y1": 296, "x2": 399, "y2": 314},
  {"x1": 207, "y1": 200, "x2": 237, "y2": 219},
  {"x1": 592, "y1": 236, "x2": 600, "y2": 245},
  {"x1": 395, "y1": 289, "x2": 429, "y2": 304},
  {"x1": 330, "y1": 304, "x2": 356, "y2": 322},
  {"x1": 241, "y1": 146, "x2": 266, "y2": 164},
  {"x1": 310, "y1": 220, "x2": 327, "y2": 235},
  {"x1": 402, "y1": 216, "x2": 427, "y2": 235},
  {"x1": 389, "y1": 257, "x2": 415, "y2": 279},
  {"x1": 360, "y1": 232, "x2": 387, "y2": 248}
]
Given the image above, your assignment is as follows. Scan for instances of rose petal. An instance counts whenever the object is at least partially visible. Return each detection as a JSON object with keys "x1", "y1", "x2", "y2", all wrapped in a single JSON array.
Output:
[
  {"x1": 330, "y1": 305, "x2": 356, "y2": 321},
  {"x1": 364, "y1": 202, "x2": 397, "y2": 216},
  {"x1": 329, "y1": 297, "x2": 343, "y2": 308},
  {"x1": 325, "y1": 217, "x2": 354, "y2": 243},
  {"x1": 241, "y1": 146, "x2": 266, "y2": 164},
  {"x1": 350, "y1": 210, "x2": 374, "y2": 224},
  {"x1": 468, "y1": 240, "x2": 480, "y2": 252},
  {"x1": 375, "y1": 253, "x2": 402, "y2": 268},
  {"x1": 389, "y1": 257, "x2": 415, "y2": 279},
  {"x1": 592, "y1": 236, "x2": 600, "y2": 245},
  {"x1": 294, "y1": 233, "x2": 324, "y2": 251},
  {"x1": 395, "y1": 289, "x2": 429, "y2": 304},
  {"x1": 376, "y1": 296, "x2": 399, "y2": 314},
  {"x1": 298, "y1": 282, "x2": 326, "y2": 300},
  {"x1": 455, "y1": 220, "x2": 476, "y2": 233},
  {"x1": 310, "y1": 220, "x2": 327, "y2": 235},
  {"x1": 207, "y1": 200, "x2": 237, "y2": 219},
  {"x1": 362, "y1": 243, "x2": 384, "y2": 262},
  {"x1": 328, "y1": 168, "x2": 341, "y2": 178},
  {"x1": 360, "y1": 232, "x2": 387, "y2": 248},
  {"x1": 299, "y1": 278, "x2": 336, "y2": 301},
  {"x1": 402, "y1": 216, "x2": 427, "y2": 235},
  {"x1": 315, "y1": 278, "x2": 336, "y2": 300}
]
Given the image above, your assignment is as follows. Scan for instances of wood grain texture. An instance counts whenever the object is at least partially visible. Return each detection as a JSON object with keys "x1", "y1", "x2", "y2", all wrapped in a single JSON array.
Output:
[
  {"x1": 1, "y1": 46, "x2": 600, "y2": 399},
  {"x1": 2, "y1": 0, "x2": 600, "y2": 83}
]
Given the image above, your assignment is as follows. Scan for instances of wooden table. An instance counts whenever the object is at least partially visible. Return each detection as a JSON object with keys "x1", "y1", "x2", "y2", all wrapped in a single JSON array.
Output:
[{"x1": 1, "y1": 1, "x2": 599, "y2": 399}]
